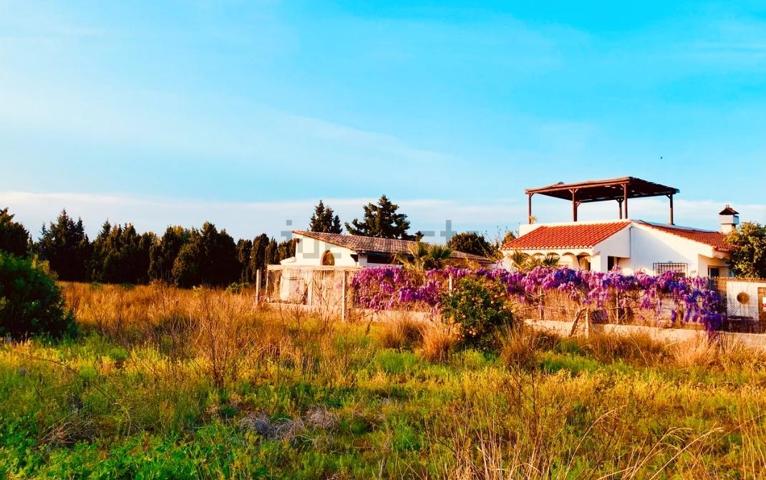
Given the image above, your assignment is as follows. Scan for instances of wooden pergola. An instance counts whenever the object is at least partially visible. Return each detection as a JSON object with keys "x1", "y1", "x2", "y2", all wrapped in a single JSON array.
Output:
[{"x1": 526, "y1": 177, "x2": 680, "y2": 224}]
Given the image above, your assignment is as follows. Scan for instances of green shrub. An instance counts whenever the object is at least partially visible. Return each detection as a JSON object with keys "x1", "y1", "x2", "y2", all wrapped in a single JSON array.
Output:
[
  {"x1": 0, "y1": 253, "x2": 76, "y2": 339},
  {"x1": 440, "y1": 277, "x2": 513, "y2": 350}
]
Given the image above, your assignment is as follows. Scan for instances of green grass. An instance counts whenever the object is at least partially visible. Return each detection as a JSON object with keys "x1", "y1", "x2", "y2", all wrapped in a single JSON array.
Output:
[
  {"x1": 2, "y1": 284, "x2": 766, "y2": 478},
  {"x1": 3, "y1": 331, "x2": 766, "y2": 479}
]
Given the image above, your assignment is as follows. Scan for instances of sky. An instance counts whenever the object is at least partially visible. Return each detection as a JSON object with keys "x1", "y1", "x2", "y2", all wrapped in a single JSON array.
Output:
[{"x1": 2, "y1": 0, "x2": 766, "y2": 242}]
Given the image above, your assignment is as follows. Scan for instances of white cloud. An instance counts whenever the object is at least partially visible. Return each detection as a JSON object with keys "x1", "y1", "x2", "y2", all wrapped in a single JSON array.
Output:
[{"x1": 3, "y1": 191, "x2": 764, "y2": 244}]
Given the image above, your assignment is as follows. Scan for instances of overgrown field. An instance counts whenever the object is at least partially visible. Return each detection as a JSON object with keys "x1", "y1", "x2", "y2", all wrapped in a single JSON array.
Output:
[{"x1": 2, "y1": 283, "x2": 766, "y2": 479}]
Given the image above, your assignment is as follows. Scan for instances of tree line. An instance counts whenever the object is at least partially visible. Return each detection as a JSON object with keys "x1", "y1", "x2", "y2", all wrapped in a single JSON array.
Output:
[
  {"x1": 0, "y1": 208, "x2": 296, "y2": 287},
  {"x1": 0, "y1": 196, "x2": 515, "y2": 286}
]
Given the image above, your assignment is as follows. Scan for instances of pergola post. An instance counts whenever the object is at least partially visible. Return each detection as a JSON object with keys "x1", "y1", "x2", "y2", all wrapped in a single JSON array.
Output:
[
  {"x1": 617, "y1": 199, "x2": 624, "y2": 219},
  {"x1": 668, "y1": 194, "x2": 674, "y2": 225},
  {"x1": 570, "y1": 188, "x2": 579, "y2": 221},
  {"x1": 527, "y1": 193, "x2": 533, "y2": 224},
  {"x1": 622, "y1": 184, "x2": 629, "y2": 219}
]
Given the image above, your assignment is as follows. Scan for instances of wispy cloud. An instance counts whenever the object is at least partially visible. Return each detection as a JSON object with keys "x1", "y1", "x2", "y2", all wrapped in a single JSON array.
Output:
[{"x1": 3, "y1": 191, "x2": 764, "y2": 243}]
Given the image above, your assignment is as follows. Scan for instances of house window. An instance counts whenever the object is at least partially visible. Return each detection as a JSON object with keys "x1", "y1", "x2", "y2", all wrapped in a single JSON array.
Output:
[
  {"x1": 367, "y1": 253, "x2": 395, "y2": 264},
  {"x1": 607, "y1": 256, "x2": 621, "y2": 271},
  {"x1": 653, "y1": 262, "x2": 688, "y2": 276},
  {"x1": 708, "y1": 267, "x2": 720, "y2": 278}
]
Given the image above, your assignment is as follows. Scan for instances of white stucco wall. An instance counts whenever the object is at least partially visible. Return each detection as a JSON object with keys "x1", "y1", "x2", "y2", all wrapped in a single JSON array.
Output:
[
  {"x1": 726, "y1": 281, "x2": 766, "y2": 319},
  {"x1": 590, "y1": 226, "x2": 632, "y2": 273},
  {"x1": 626, "y1": 225, "x2": 717, "y2": 276},
  {"x1": 291, "y1": 236, "x2": 360, "y2": 267},
  {"x1": 697, "y1": 255, "x2": 730, "y2": 278}
]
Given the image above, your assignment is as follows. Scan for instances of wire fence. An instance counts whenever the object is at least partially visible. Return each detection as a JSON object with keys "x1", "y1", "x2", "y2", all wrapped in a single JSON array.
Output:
[
  {"x1": 264, "y1": 266, "x2": 358, "y2": 321},
  {"x1": 260, "y1": 266, "x2": 766, "y2": 334}
]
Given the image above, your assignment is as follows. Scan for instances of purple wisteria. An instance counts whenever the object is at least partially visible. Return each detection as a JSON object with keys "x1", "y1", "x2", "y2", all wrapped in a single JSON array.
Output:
[{"x1": 351, "y1": 266, "x2": 725, "y2": 331}]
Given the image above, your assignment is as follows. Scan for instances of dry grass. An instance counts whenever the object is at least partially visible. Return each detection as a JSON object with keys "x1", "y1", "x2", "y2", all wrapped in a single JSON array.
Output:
[
  {"x1": 60, "y1": 282, "x2": 343, "y2": 390},
  {"x1": 419, "y1": 322, "x2": 459, "y2": 363},
  {"x1": 376, "y1": 315, "x2": 425, "y2": 350},
  {"x1": 581, "y1": 330, "x2": 670, "y2": 365},
  {"x1": 499, "y1": 326, "x2": 550, "y2": 369}
]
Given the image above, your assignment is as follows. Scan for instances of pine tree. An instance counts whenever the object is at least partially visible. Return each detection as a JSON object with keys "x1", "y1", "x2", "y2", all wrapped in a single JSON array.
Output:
[
  {"x1": 345, "y1": 195, "x2": 413, "y2": 239},
  {"x1": 264, "y1": 239, "x2": 279, "y2": 266},
  {"x1": 309, "y1": 200, "x2": 342, "y2": 233},
  {"x1": 91, "y1": 222, "x2": 156, "y2": 284},
  {"x1": 172, "y1": 232, "x2": 204, "y2": 288},
  {"x1": 278, "y1": 239, "x2": 297, "y2": 262},
  {"x1": 170, "y1": 223, "x2": 240, "y2": 288},
  {"x1": 149, "y1": 226, "x2": 191, "y2": 283},
  {"x1": 36, "y1": 210, "x2": 92, "y2": 281},
  {"x1": 0, "y1": 208, "x2": 30, "y2": 257}
]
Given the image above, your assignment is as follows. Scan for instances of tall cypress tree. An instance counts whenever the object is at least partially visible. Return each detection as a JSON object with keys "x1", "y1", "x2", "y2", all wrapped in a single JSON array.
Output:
[
  {"x1": 278, "y1": 239, "x2": 297, "y2": 261},
  {"x1": 249, "y1": 233, "x2": 269, "y2": 283},
  {"x1": 236, "y1": 239, "x2": 253, "y2": 283},
  {"x1": 264, "y1": 238, "x2": 279, "y2": 266}
]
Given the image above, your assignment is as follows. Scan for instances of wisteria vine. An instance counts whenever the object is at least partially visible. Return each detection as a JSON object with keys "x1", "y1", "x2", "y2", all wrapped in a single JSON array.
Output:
[{"x1": 351, "y1": 266, "x2": 725, "y2": 331}]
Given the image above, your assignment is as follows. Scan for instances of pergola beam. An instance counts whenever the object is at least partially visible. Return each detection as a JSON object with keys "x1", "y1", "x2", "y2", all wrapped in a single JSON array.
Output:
[{"x1": 525, "y1": 176, "x2": 679, "y2": 223}]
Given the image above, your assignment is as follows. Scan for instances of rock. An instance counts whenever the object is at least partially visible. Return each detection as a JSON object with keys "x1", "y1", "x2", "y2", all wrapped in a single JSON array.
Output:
[
  {"x1": 239, "y1": 414, "x2": 274, "y2": 438},
  {"x1": 273, "y1": 418, "x2": 305, "y2": 441},
  {"x1": 305, "y1": 407, "x2": 338, "y2": 430}
]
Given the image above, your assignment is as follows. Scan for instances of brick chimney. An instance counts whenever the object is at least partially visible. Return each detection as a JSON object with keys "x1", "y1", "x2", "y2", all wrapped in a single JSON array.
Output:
[{"x1": 719, "y1": 205, "x2": 739, "y2": 234}]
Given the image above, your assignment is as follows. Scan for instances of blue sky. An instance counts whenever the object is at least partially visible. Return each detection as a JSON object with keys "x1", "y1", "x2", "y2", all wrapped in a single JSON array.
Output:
[{"x1": 2, "y1": 0, "x2": 765, "y2": 240}]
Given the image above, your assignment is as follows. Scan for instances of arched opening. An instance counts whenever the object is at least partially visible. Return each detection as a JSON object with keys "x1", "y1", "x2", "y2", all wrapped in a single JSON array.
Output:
[
  {"x1": 321, "y1": 250, "x2": 335, "y2": 266},
  {"x1": 560, "y1": 253, "x2": 578, "y2": 268},
  {"x1": 577, "y1": 254, "x2": 591, "y2": 271}
]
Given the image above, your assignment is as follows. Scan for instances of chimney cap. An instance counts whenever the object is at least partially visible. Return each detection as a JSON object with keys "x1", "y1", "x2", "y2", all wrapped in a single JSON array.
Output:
[{"x1": 719, "y1": 205, "x2": 739, "y2": 215}]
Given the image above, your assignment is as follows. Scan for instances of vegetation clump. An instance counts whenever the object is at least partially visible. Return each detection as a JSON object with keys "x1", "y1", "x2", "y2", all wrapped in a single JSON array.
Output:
[
  {"x1": 727, "y1": 221, "x2": 766, "y2": 278},
  {"x1": 441, "y1": 277, "x2": 514, "y2": 350},
  {"x1": 447, "y1": 231, "x2": 497, "y2": 257},
  {"x1": 0, "y1": 252, "x2": 75, "y2": 339}
]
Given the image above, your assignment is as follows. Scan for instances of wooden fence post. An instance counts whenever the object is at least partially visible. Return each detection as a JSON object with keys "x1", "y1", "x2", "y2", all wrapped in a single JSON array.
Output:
[
  {"x1": 341, "y1": 271, "x2": 347, "y2": 323},
  {"x1": 255, "y1": 269, "x2": 261, "y2": 307},
  {"x1": 307, "y1": 270, "x2": 314, "y2": 307},
  {"x1": 264, "y1": 269, "x2": 269, "y2": 302}
]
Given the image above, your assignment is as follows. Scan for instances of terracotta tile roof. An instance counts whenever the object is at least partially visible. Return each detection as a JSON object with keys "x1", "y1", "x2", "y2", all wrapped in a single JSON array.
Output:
[
  {"x1": 503, "y1": 221, "x2": 631, "y2": 250},
  {"x1": 637, "y1": 222, "x2": 730, "y2": 252},
  {"x1": 292, "y1": 231, "x2": 492, "y2": 264}
]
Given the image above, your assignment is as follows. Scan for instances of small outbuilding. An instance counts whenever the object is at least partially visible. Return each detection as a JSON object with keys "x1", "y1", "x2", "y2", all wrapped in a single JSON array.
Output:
[{"x1": 269, "y1": 231, "x2": 492, "y2": 306}]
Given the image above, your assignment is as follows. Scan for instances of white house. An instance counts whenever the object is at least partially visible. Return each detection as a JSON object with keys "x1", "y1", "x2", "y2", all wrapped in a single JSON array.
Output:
[
  {"x1": 282, "y1": 230, "x2": 492, "y2": 267},
  {"x1": 502, "y1": 218, "x2": 732, "y2": 277},
  {"x1": 504, "y1": 177, "x2": 738, "y2": 277}
]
